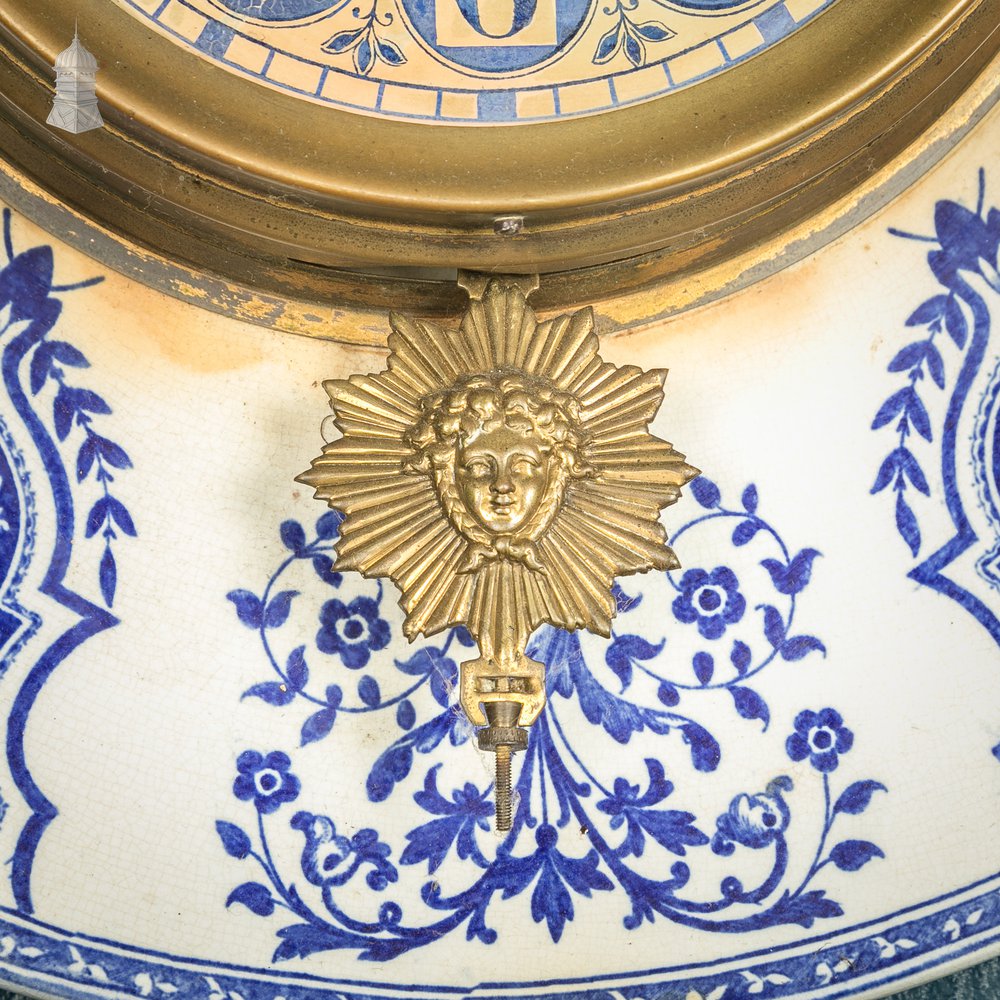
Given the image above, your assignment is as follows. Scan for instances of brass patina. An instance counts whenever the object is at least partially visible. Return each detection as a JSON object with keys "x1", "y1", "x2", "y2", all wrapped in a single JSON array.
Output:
[
  {"x1": 1, "y1": 0, "x2": 998, "y2": 341},
  {"x1": 299, "y1": 275, "x2": 696, "y2": 827}
]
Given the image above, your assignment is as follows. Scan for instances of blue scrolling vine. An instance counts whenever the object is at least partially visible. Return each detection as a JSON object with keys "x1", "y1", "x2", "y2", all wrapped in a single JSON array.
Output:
[{"x1": 220, "y1": 479, "x2": 885, "y2": 961}]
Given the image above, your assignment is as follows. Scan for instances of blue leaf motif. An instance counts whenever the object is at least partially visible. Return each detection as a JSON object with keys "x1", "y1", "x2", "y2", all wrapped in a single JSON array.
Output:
[
  {"x1": 377, "y1": 38, "x2": 406, "y2": 66},
  {"x1": 226, "y1": 882, "x2": 275, "y2": 916},
  {"x1": 396, "y1": 698, "x2": 415, "y2": 730},
  {"x1": 623, "y1": 31, "x2": 644, "y2": 66},
  {"x1": 887, "y1": 341, "x2": 929, "y2": 372},
  {"x1": 905, "y1": 294, "x2": 947, "y2": 325},
  {"x1": 52, "y1": 384, "x2": 75, "y2": 440},
  {"x1": 679, "y1": 722, "x2": 721, "y2": 771},
  {"x1": 761, "y1": 604, "x2": 786, "y2": 648},
  {"x1": 51, "y1": 339, "x2": 89, "y2": 367},
  {"x1": 4, "y1": 246, "x2": 54, "y2": 320},
  {"x1": 400, "y1": 767, "x2": 490, "y2": 873},
  {"x1": 242, "y1": 681, "x2": 295, "y2": 706},
  {"x1": 871, "y1": 387, "x2": 913, "y2": 430},
  {"x1": 97, "y1": 436, "x2": 132, "y2": 470},
  {"x1": 829, "y1": 839, "x2": 884, "y2": 871},
  {"x1": 779, "y1": 634, "x2": 826, "y2": 661},
  {"x1": 355, "y1": 36, "x2": 374, "y2": 74},
  {"x1": 730, "y1": 686, "x2": 769, "y2": 729},
  {"x1": 768, "y1": 889, "x2": 844, "y2": 926},
  {"x1": 895, "y1": 492, "x2": 920, "y2": 556},
  {"x1": 593, "y1": 23, "x2": 621, "y2": 63},
  {"x1": 227, "y1": 589, "x2": 263, "y2": 629},
  {"x1": 106, "y1": 496, "x2": 136, "y2": 536},
  {"x1": 452, "y1": 625, "x2": 476, "y2": 647},
  {"x1": 312, "y1": 554, "x2": 342, "y2": 586},
  {"x1": 612, "y1": 582, "x2": 642, "y2": 614},
  {"x1": 871, "y1": 452, "x2": 896, "y2": 495},
  {"x1": 741, "y1": 484, "x2": 759, "y2": 513},
  {"x1": 280, "y1": 520, "x2": 306, "y2": 553},
  {"x1": 692, "y1": 651, "x2": 713, "y2": 685},
  {"x1": 906, "y1": 390, "x2": 932, "y2": 441},
  {"x1": 99, "y1": 546, "x2": 116, "y2": 606},
  {"x1": 897, "y1": 449, "x2": 929, "y2": 494},
  {"x1": 634, "y1": 20, "x2": 672, "y2": 41},
  {"x1": 944, "y1": 295, "x2": 967, "y2": 347},
  {"x1": 833, "y1": 780, "x2": 887, "y2": 816},
  {"x1": 359, "y1": 675, "x2": 381, "y2": 707},
  {"x1": 367, "y1": 712, "x2": 452, "y2": 802},
  {"x1": 605, "y1": 633, "x2": 664, "y2": 691},
  {"x1": 29, "y1": 342, "x2": 55, "y2": 394},
  {"x1": 531, "y1": 861, "x2": 574, "y2": 942},
  {"x1": 657, "y1": 681, "x2": 679, "y2": 707},
  {"x1": 732, "y1": 519, "x2": 759, "y2": 546},
  {"x1": 69, "y1": 386, "x2": 110, "y2": 416},
  {"x1": 216, "y1": 820, "x2": 251, "y2": 860},
  {"x1": 730, "y1": 640, "x2": 751, "y2": 675},
  {"x1": 85, "y1": 497, "x2": 109, "y2": 538},
  {"x1": 286, "y1": 646, "x2": 309, "y2": 690},
  {"x1": 760, "y1": 548, "x2": 820, "y2": 595},
  {"x1": 689, "y1": 476, "x2": 720, "y2": 509},
  {"x1": 323, "y1": 27, "x2": 363, "y2": 53},
  {"x1": 316, "y1": 510, "x2": 343, "y2": 539},
  {"x1": 924, "y1": 341, "x2": 945, "y2": 388},
  {"x1": 264, "y1": 590, "x2": 298, "y2": 629},
  {"x1": 76, "y1": 437, "x2": 96, "y2": 481},
  {"x1": 301, "y1": 707, "x2": 337, "y2": 746},
  {"x1": 395, "y1": 646, "x2": 457, "y2": 707}
]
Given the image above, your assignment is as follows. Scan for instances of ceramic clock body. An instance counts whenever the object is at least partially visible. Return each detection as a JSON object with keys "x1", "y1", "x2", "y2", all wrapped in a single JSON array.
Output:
[{"x1": 0, "y1": 3, "x2": 997, "y2": 1000}]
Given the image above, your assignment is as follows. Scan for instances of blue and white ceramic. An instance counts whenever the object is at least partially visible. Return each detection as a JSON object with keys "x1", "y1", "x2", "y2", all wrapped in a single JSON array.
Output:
[{"x1": 0, "y1": 94, "x2": 998, "y2": 1000}]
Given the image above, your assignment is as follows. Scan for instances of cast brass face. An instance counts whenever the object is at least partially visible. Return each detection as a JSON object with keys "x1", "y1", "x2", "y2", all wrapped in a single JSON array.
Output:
[{"x1": 299, "y1": 275, "x2": 696, "y2": 827}]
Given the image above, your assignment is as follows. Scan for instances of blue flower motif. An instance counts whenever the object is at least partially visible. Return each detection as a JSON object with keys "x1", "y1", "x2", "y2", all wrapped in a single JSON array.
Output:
[
  {"x1": 316, "y1": 596, "x2": 390, "y2": 668},
  {"x1": 712, "y1": 776, "x2": 792, "y2": 855},
  {"x1": 672, "y1": 566, "x2": 746, "y2": 640},
  {"x1": 291, "y1": 811, "x2": 398, "y2": 890},
  {"x1": 786, "y1": 708, "x2": 854, "y2": 773},
  {"x1": 233, "y1": 750, "x2": 300, "y2": 814}
]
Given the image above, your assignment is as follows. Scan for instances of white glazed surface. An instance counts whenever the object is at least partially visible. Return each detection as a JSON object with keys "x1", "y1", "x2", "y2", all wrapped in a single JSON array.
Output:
[{"x1": 0, "y1": 100, "x2": 997, "y2": 1000}]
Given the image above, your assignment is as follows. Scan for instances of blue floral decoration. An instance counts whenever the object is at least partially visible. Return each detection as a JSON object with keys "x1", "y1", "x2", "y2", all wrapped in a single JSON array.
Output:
[
  {"x1": 316, "y1": 595, "x2": 391, "y2": 668},
  {"x1": 232, "y1": 750, "x2": 301, "y2": 814},
  {"x1": 218, "y1": 482, "x2": 885, "y2": 961},
  {"x1": 291, "y1": 811, "x2": 397, "y2": 891},
  {"x1": 712, "y1": 776, "x2": 792, "y2": 855},
  {"x1": 786, "y1": 708, "x2": 854, "y2": 773},
  {"x1": 672, "y1": 566, "x2": 746, "y2": 640}
]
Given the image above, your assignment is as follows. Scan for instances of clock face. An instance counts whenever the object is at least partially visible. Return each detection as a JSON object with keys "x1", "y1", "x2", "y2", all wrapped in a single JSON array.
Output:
[{"x1": 115, "y1": 0, "x2": 831, "y2": 123}]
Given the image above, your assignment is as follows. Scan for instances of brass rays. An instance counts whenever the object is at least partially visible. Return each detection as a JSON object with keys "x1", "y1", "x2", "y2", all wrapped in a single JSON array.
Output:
[{"x1": 299, "y1": 275, "x2": 697, "y2": 828}]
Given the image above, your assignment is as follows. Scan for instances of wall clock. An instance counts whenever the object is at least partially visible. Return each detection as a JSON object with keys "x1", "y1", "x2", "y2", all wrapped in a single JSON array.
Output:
[{"x1": 0, "y1": 3, "x2": 998, "y2": 1000}]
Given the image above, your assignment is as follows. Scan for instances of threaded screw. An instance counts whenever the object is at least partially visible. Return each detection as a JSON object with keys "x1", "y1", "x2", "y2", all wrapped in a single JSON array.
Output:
[
  {"x1": 478, "y1": 700, "x2": 526, "y2": 833},
  {"x1": 494, "y1": 745, "x2": 512, "y2": 831}
]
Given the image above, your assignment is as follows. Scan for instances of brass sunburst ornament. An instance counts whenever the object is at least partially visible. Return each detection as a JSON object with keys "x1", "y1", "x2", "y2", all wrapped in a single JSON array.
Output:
[{"x1": 299, "y1": 274, "x2": 698, "y2": 829}]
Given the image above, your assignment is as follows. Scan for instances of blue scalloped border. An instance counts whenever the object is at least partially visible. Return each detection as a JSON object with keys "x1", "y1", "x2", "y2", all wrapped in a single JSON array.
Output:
[{"x1": 0, "y1": 867, "x2": 999, "y2": 999}]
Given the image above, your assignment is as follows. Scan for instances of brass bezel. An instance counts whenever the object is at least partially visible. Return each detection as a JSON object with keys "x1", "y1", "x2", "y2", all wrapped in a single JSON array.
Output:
[{"x1": 0, "y1": 0, "x2": 998, "y2": 342}]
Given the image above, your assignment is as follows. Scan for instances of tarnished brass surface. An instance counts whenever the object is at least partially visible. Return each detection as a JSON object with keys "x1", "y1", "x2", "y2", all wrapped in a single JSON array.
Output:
[
  {"x1": 0, "y1": 0, "x2": 998, "y2": 340},
  {"x1": 300, "y1": 276, "x2": 695, "y2": 826}
]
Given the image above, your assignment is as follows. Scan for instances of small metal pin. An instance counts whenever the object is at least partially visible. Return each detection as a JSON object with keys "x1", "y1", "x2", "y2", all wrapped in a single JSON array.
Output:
[{"x1": 478, "y1": 700, "x2": 527, "y2": 831}]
